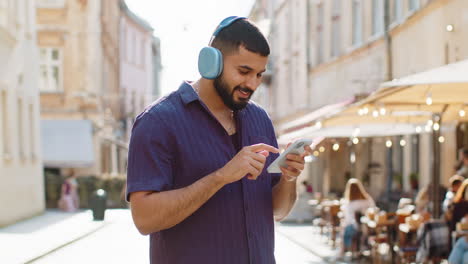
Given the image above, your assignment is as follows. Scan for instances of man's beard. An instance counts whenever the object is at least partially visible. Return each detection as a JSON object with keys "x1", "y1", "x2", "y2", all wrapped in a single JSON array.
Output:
[{"x1": 213, "y1": 75, "x2": 254, "y2": 111}]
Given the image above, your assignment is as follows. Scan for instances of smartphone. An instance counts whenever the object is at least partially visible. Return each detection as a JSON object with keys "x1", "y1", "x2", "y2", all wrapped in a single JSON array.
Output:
[{"x1": 267, "y1": 138, "x2": 312, "y2": 173}]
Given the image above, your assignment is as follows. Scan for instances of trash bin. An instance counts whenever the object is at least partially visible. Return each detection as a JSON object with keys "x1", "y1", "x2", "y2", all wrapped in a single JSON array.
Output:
[{"x1": 90, "y1": 189, "x2": 107, "y2": 221}]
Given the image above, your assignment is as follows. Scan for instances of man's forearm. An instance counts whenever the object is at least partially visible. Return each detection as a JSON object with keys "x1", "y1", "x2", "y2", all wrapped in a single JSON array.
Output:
[
  {"x1": 130, "y1": 171, "x2": 226, "y2": 235},
  {"x1": 272, "y1": 176, "x2": 298, "y2": 221}
]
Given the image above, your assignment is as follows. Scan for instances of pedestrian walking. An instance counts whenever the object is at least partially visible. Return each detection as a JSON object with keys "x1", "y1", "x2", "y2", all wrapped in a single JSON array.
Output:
[{"x1": 126, "y1": 16, "x2": 311, "y2": 264}]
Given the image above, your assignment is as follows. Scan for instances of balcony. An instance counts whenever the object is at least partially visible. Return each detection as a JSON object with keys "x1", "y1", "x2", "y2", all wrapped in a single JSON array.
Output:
[
  {"x1": 36, "y1": 0, "x2": 66, "y2": 9},
  {"x1": 0, "y1": 0, "x2": 19, "y2": 44}
]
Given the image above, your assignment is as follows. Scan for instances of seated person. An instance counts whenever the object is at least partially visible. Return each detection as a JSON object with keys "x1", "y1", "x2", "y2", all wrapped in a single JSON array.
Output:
[
  {"x1": 449, "y1": 179, "x2": 468, "y2": 232},
  {"x1": 448, "y1": 235, "x2": 468, "y2": 264},
  {"x1": 415, "y1": 183, "x2": 447, "y2": 216},
  {"x1": 340, "y1": 178, "x2": 375, "y2": 256},
  {"x1": 443, "y1": 175, "x2": 464, "y2": 213}
]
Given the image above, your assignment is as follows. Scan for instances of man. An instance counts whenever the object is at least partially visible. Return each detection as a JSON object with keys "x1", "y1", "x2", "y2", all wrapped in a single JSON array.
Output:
[
  {"x1": 443, "y1": 174, "x2": 464, "y2": 213},
  {"x1": 126, "y1": 17, "x2": 311, "y2": 263},
  {"x1": 457, "y1": 149, "x2": 468, "y2": 178}
]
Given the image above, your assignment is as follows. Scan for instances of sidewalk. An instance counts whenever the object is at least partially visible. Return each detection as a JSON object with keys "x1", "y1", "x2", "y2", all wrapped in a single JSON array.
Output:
[
  {"x1": 0, "y1": 209, "x2": 107, "y2": 264},
  {"x1": 275, "y1": 222, "x2": 372, "y2": 264}
]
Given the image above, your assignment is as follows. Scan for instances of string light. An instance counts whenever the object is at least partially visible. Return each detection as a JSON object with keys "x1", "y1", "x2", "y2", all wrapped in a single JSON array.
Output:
[
  {"x1": 372, "y1": 110, "x2": 379, "y2": 118},
  {"x1": 427, "y1": 120, "x2": 434, "y2": 126},
  {"x1": 319, "y1": 146, "x2": 325, "y2": 153},
  {"x1": 313, "y1": 151, "x2": 320, "y2": 157},
  {"x1": 460, "y1": 109, "x2": 466, "y2": 117},
  {"x1": 426, "y1": 93, "x2": 433, "y2": 105},
  {"x1": 332, "y1": 143, "x2": 340, "y2": 151},
  {"x1": 352, "y1": 137, "x2": 360, "y2": 145},
  {"x1": 379, "y1": 107, "x2": 387, "y2": 116},
  {"x1": 433, "y1": 123, "x2": 440, "y2": 131},
  {"x1": 439, "y1": 136, "x2": 445, "y2": 143},
  {"x1": 400, "y1": 139, "x2": 407, "y2": 147},
  {"x1": 386, "y1": 140, "x2": 393, "y2": 148},
  {"x1": 315, "y1": 121, "x2": 322, "y2": 129},
  {"x1": 425, "y1": 125, "x2": 432, "y2": 132},
  {"x1": 363, "y1": 107, "x2": 369, "y2": 115},
  {"x1": 416, "y1": 126, "x2": 422, "y2": 133},
  {"x1": 350, "y1": 152, "x2": 356, "y2": 164}
]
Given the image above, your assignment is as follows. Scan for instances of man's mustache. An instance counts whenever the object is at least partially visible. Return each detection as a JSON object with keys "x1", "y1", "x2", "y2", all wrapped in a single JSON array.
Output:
[{"x1": 235, "y1": 87, "x2": 254, "y2": 96}]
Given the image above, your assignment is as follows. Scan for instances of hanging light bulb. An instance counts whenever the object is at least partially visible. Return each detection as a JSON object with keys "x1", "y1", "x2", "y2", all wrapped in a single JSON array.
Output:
[
  {"x1": 379, "y1": 108, "x2": 387, "y2": 116},
  {"x1": 372, "y1": 110, "x2": 379, "y2": 118},
  {"x1": 363, "y1": 107, "x2": 369, "y2": 115},
  {"x1": 400, "y1": 139, "x2": 407, "y2": 147},
  {"x1": 425, "y1": 125, "x2": 432, "y2": 132},
  {"x1": 433, "y1": 123, "x2": 440, "y2": 131},
  {"x1": 459, "y1": 109, "x2": 466, "y2": 117},
  {"x1": 352, "y1": 137, "x2": 360, "y2": 145},
  {"x1": 439, "y1": 136, "x2": 445, "y2": 143},
  {"x1": 386, "y1": 140, "x2": 393, "y2": 148},
  {"x1": 350, "y1": 152, "x2": 356, "y2": 164},
  {"x1": 319, "y1": 146, "x2": 325, "y2": 153},
  {"x1": 426, "y1": 93, "x2": 433, "y2": 105},
  {"x1": 427, "y1": 120, "x2": 434, "y2": 126},
  {"x1": 315, "y1": 121, "x2": 322, "y2": 129},
  {"x1": 416, "y1": 126, "x2": 422, "y2": 133},
  {"x1": 313, "y1": 151, "x2": 320, "y2": 157},
  {"x1": 332, "y1": 143, "x2": 340, "y2": 151}
]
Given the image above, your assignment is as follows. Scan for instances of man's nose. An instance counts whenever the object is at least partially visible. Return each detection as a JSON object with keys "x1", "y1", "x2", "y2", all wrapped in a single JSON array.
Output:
[{"x1": 244, "y1": 75, "x2": 260, "y2": 91}]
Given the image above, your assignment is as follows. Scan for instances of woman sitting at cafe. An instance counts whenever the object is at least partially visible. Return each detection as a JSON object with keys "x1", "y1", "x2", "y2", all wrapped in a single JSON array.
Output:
[{"x1": 340, "y1": 178, "x2": 376, "y2": 257}]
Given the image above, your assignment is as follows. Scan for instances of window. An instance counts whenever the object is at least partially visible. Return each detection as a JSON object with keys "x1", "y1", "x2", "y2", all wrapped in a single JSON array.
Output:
[
  {"x1": 352, "y1": 0, "x2": 363, "y2": 46},
  {"x1": 372, "y1": 0, "x2": 384, "y2": 36},
  {"x1": 392, "y1": 0, "x2": 402, "y2": 23},
  {"x1": 331, "y1": 0, "x2": 341, "y2": 57},
  {"x1": 316, "y1": 3, "x2": 324, "y2": 64},
  {"x1": 409, "y1": 0, "x2": 420, "y2": 12},
  {"x1": 1, "y1": 90, "x2": 9, "y2": 156},
  {"x1": 39, "y1": 47, "x2": 62, "y2": 92},
  {"x1": 29, "y1": 103, "x2": 35, "y2": 160},
  {"x1": 17, "y1": 98, "x2": 24, "y2": 159}
]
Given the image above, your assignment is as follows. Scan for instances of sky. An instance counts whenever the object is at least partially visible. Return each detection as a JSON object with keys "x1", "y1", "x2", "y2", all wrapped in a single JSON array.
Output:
[{"x1": 126, "y1": 0, "x2": 256, "y2": 96}]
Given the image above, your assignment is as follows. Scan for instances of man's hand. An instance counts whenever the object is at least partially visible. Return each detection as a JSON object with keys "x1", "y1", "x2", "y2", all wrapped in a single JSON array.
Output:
[
  {"x1": 279, "y1": 143, "x2": 312, "y2": 181},
  {"x1": 217, "y1": 143, "x2": 279, "y2": 184}
]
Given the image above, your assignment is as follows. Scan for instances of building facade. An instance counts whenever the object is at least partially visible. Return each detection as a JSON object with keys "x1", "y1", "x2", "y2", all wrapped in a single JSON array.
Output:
[
  {"x1": 0, "y1": 0, "x2": 44, "y2": 226},
  {"x1": 36, "y1": 0, "x2": 126, "y2": 178},
  {"x1": 253, "y1": 0, "x2": 468, "y2": 202},
  {"x1": 119, "y1": 0, "x2": 154, "y2": 141}
]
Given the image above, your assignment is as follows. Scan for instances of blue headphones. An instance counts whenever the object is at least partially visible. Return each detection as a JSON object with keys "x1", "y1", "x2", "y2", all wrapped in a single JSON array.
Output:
[{"x1": 198, "y1": 16, "x2": 246, "y2": 79}]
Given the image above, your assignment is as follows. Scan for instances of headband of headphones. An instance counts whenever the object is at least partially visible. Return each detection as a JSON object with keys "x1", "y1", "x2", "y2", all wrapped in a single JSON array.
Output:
[{"x1": 209, "y1": 16, "x2": 246, "y2": 45}]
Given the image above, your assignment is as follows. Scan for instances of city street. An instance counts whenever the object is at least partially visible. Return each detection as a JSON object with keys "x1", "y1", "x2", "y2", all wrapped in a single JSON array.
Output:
[{"x1": 29, "y1": 210, "x2": 325, "y2": 264}]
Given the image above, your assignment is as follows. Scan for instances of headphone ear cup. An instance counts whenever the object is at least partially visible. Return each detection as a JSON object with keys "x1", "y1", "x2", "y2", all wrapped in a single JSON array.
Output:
[{"x1": 198, "y1": 47, "x2": 223, "y2": 79}]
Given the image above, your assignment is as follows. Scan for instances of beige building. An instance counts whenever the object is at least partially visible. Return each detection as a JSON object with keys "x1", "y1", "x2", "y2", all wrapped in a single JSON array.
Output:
[
  {"x1": 36, "y1": 0, "x2": 125, "y2": 178},
  {"x1": 0, "y1": 0, "x2": 44, "y2": 226},
  {"x1": 253, "y1": 0, "x2": 468, "y2": 202}
]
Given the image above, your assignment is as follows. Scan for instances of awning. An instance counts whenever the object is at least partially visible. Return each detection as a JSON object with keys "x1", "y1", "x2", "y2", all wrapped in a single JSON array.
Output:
[
  {"x1": 41, "y1": 120, "x2": 95, "y2": 168},
  {"x1": 323, "y1": 59, "x2": 468, "y2": 127}
]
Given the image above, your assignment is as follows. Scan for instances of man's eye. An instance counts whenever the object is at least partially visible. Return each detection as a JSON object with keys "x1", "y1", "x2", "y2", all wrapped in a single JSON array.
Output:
[
  {"x1": 257, "y1": 73, "x2": 263, "y2": 78},
  {"x1": 239, "y1": 70, "x2": 249, "y2": 75}
]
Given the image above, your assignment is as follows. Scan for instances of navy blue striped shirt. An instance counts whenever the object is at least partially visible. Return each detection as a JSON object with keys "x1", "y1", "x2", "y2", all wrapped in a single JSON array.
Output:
[{"x1": 127, "y1": 82, "x2": 281, "y2": 264}]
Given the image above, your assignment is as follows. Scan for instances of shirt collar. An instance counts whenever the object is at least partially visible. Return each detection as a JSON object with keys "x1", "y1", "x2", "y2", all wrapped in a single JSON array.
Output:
[{"x1": 179, "y1": 81, "x2": 199, "y2": 105}]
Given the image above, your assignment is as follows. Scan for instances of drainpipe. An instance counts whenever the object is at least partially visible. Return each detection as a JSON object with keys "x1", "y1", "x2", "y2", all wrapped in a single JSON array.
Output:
[
  {"x1": 306, "y1": 0, "x2": 311, "y2": 109},
  {"x1": 384, "y1": 0, "x2": 393, "y2": 81}
]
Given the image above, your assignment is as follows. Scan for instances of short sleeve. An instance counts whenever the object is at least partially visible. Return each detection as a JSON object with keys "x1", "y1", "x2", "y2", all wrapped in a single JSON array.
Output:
[{"x1": 126, "y1": 112, "x2": 174, "y2": 201}]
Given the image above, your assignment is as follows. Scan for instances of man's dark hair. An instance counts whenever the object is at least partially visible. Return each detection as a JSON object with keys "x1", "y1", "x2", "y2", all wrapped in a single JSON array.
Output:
[{"x1": 211, "y1": 19, "x2": 270, "y2": 57}]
